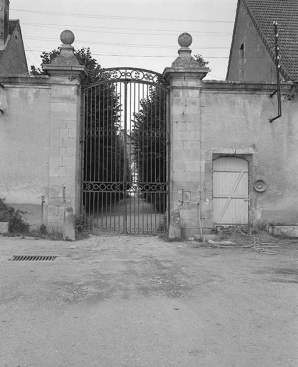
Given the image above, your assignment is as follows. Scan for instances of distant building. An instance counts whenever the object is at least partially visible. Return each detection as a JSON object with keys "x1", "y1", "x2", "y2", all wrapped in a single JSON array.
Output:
[
  {"x1": 0, "y1": 0, "x2": 28, "y2": 76},
  {"x1": 226, "y1": 0, "x2": 298, "y2": 83}
]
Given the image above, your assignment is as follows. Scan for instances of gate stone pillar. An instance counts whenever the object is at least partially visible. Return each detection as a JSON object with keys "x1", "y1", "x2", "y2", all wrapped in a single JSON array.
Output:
[
  {"x1": 43, "y1": 30, "x2": 87, "y2": 232},
  {"x1": 163, "y1": 33, "x2": 209, "y2": 238}
]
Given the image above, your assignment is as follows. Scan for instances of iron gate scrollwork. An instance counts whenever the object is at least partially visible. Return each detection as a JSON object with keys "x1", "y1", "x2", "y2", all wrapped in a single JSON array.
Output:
[{"x1": 81, "y1": 67, "x2": 169, "y2": 234}]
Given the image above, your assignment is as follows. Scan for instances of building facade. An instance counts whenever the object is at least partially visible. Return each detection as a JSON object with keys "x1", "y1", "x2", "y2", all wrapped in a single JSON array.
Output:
[
  {"x1": 0, "y1": 0, "x2": 28, "y2": 76},
  {"x1": 226, "y1": 0, "x2": 298, "y2": 83}
]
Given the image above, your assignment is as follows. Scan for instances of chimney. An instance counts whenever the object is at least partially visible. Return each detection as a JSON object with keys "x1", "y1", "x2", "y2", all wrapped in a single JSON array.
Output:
[{"x1": 0, "y1": 0, "x2": 9, "y2": 48}]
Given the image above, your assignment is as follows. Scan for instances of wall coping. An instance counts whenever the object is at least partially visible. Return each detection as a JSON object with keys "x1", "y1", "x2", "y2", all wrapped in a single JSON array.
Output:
[
  {"x1": 1, "y1": 76, "x2": 293, "y2": 93},
  {"x1": 0, "y1": 75, "x2": 50, "y2": 87},
  {"x1": 202, "y1": 80, "x2": 293, "y2": 93}
]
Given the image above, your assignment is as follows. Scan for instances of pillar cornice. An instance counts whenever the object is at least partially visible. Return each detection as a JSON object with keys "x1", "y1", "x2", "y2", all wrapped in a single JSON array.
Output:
[
  {"x1": 42, "y1": 65, "x2": 87, "y2": 82},
  {"x1": 163, "y1": 67, "x2": 210, "y2": 87}
]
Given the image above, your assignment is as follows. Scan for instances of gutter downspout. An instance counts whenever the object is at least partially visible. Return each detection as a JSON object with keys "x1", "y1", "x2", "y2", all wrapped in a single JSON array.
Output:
[{"x1": 269, "y1": 22, "x2": 282, "y2": 123}]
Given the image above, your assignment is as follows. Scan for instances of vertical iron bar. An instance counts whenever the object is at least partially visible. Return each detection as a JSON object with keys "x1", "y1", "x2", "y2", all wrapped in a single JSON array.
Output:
[
  {"x1": 104, "y1": 83, "x2": 107, "y2": 230},
  {"x1": 80, "y1": 86, "x2": 84, "y2": 222},
  {"x1": 111, "y1": 82, "x2": 115, "y2": 232},
  {"x1": 161, "y1": 88, "x2": 164, "y2": 233},
  {"x1": 164, "y1": 88, "x2": 167, "y2": 233},
  {"x1": 84, "y1": 89, "x2": 88, "y2": 230},
  {"x1": 167, "y1": 89, "x2": 171, "y2": 232},
  {"x1": 91, "y1": 86, "x2": 95, "y2": 230},
  {"x1": 153, "y1": 86, "x2": 157, "y2": 233},
  {"x1": 99, "y1": 85, "x2": 101, "y2": 231},
  {"x1": 88, "y1": 88, "x2": 92, "y2": 231},
  {"x1": 107, "y1": 82, "x2": 111, "y2": 231},
  {"x1": 117, "y1": 82, "x2": 120, "y2": 232},
  {"x1": 89, "y1": 87, "x2": 93, "y2": 231},
  {"x1": 82, "y1": 88, "x2": 87, "y2": 230},
  {"x1": 98, "y1": 85, "x2": 102, "y2": 231},
  {"x1": 123, "y1": 81, "x2": 128, "y2": 234},
  {"x1": 133, "y1": 81, "x2": 136, "y2": 234},
  {"x1": 156, "y1": 88, "x2": 159, "y2": 232},
  {"x1": 162, "y1": 88, "x2": 165, "y2": 232},
  {"x1": 128, "y1": 82, "x2": 132, "y2": 233},
  {"x1": 94, "y1": 85, "x2": 98, "y2": 231},
  {"x1": 138, "y1": 82, "x2": 141, "y2": 234},
  {"x1": 118, "y1": 82, "x2": 122, "y2": 233},
  {"x1": 147, "y1": 83, "x2": 150, "y2": 234},
  {"x1": 143, "y1": 83, "x2": 146, "y2": 234}
]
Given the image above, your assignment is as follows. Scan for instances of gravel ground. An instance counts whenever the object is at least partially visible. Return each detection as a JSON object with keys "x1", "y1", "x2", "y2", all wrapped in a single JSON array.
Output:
[{"x1": 0, "y1": 234, "x2": 298, "y2": 367}]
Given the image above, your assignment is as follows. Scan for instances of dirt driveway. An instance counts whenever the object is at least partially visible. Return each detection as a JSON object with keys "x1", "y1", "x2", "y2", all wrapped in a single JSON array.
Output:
[{"x1": 0, "y1": 234, "x2": 298, "y2": 367}]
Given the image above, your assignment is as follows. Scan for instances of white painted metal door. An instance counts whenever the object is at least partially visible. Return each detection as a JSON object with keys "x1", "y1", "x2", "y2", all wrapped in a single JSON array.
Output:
[{"x1": 213, "y1": 157, "x2": 249, "y2": 225}]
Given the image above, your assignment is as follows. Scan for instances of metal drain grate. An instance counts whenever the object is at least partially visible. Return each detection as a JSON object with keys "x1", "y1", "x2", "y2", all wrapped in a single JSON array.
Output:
[{"x1": 9, "y1": 255, "x2": 57, "y2": 261}]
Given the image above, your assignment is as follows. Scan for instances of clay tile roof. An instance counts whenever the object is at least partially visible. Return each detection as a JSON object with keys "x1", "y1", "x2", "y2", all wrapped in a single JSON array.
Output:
[{"x1": 243, "y1": 0, "x2": 298, "y2": 81}]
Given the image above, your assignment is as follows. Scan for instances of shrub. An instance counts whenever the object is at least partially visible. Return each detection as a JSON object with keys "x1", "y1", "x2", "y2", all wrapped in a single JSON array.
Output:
[{"x1": 0, "y1": 198, "x2": 30, "y2": 234}]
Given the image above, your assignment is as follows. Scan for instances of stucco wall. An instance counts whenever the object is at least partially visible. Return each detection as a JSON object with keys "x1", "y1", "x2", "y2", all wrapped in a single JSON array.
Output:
[
  {"x1": 0, "y1": 76, "x2": 51, "y2": 225},
  {"x1": 201, "y1": 82, "x2": 298, "y2": 228},
  {"x1": 1, "y1": 72, "x2": 297, "y2": 235},
  {"x1": 0, "y1": 74, "x2": 83, "y2": 231},
  {"x1": 167, "y1": 75, "x2": 298, "y2": 236},
  {"x1": 227, "y1": 0, "x2": 278, "y2": 83}
]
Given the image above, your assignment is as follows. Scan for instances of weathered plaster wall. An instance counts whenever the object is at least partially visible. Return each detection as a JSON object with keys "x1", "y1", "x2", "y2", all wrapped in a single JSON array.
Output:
[
  {"x1": 0, "y1": 75, "x2": 83, "y2": 231},
  {"x1": 0, "y1": 77, "x2": 50, "y2": 225},
  {"x1": 227, "y1": 0, "x2": 278, "y2": 83},
  {"x1": 168, "y1": 77, "x2": 298, "y2": 235},
  {"x1": 1, "y1": 71, "x2": 297, "y2": 236},
  {"x1": 202, "y1": 82, "x2": 298, "y2": 232}
]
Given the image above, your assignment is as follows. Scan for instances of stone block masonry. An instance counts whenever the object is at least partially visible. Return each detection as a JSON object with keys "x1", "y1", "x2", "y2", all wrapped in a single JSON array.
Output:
[
  {"x1": 42, "y1": 31, "x2": 86, "y2": 232},
  {"x1": 163, "y1": 32, "x2": 209, "y2": 238},
  {"x1": 47, "y1": 78, "x2": 84, "y2": 231}
]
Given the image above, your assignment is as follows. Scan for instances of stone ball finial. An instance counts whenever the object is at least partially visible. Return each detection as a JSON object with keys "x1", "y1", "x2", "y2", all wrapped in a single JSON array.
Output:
[
  {"x1": 178, "y1": 33, "x2": 192, "y2": 48},
  {"x1": 60, "y1": 30, "x2": 75, "y2": 45}
]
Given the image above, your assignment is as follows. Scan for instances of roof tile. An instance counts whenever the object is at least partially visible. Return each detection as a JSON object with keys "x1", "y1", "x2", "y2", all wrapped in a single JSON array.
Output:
[{"x1": 244, "y1": 0, "x2": 298, "y2": 81}]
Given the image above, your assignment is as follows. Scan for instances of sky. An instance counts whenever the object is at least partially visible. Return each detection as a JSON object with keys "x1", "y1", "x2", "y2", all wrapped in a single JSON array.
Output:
[{"x1": 10, "y1": 0, "x2": 238, "y2": 80}]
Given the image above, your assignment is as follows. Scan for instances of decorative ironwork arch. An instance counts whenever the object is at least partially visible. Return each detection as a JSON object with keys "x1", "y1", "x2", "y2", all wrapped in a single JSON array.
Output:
[{"x1": 85, "y1": 67, "x2": 169, "y2": 90}]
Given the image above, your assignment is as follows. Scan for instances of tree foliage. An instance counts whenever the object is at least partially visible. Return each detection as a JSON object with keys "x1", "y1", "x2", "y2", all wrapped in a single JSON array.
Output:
[
  {"x1": 30, "y1": 47, "x2": 102, "y2": 85},
  {"x1": 194, "y1": 54, "x2": 210, "y2": 67},
  {"x1": 83, "y1": 81, "x2": 131, "y2": 211},
  {"x1": 132, "y1": 86, "x2": 167, "y2": 212},
  {"x1": 0, "y1": 198, "x2": 29, "y2": 234}
]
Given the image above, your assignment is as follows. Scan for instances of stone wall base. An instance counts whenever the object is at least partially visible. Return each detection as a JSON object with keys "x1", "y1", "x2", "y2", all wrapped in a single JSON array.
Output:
[{"x1": 268, "y1": 225, "x2": 298, "y2": 238}]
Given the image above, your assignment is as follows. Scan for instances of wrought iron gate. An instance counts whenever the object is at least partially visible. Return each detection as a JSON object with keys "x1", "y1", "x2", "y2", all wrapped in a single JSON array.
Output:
[{"x1": 81, "y1": 67, "x2": 169, "y2": 234}]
